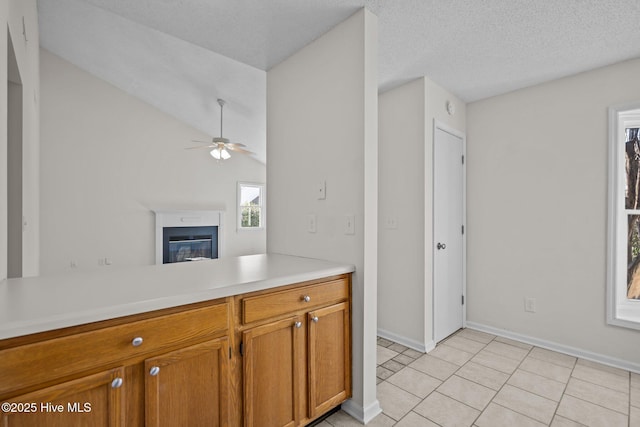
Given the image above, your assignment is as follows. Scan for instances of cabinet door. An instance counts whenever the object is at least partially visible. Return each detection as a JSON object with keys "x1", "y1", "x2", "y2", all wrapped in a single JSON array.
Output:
[
  {"x1": 145, "y1": 338, "x2": 229, "y2": 427},
  {"x1": 243, "y1": 316, "x2": 304, "y2": 427},
  {"x1": 308, "y1": 302, "x2": 351, "y2": 418},
  {"x1": 1, "y1": 367, "x2": 125, "y2": 427}
]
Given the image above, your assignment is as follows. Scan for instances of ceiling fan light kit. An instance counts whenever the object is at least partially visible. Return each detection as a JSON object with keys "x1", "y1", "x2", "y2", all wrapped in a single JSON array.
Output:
[
  {"x1": 186, "y1": 98, "x2": 254, "y2": 161},
  {"x1": 211, "y1": 147, "x2": 231, "y2": 160}
]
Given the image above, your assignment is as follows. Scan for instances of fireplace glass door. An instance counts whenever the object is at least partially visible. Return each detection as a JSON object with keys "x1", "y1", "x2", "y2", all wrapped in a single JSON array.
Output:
[{"x1": 162, "y1": 226, "x2": 218, "y2": 264}]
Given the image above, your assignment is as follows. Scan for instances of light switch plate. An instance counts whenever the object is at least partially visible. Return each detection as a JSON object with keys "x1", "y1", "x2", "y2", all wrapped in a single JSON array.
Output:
[
  {"x1": 317, "y1": 180, "x2": 326, "y2": 200},
  {"x1": 307, "y1": 214, "x2": 317, "y2": 233},
  {"x1": 524, "y1": 297, "x2": 536, "y2": 313},
  {"x1": 345, "y1": 215, "x2": 355, "y2": 235}
]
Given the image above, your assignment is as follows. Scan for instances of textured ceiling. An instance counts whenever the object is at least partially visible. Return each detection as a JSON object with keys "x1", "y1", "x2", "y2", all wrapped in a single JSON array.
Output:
[{"x1": 38, "y1": 0, "x2": 640, "y2": 162}]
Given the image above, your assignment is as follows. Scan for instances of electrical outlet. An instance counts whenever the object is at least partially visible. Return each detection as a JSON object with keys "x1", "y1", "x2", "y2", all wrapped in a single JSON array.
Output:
[
  {"x1": 524, "y1": 297, "x2": 536, "y2": 313},
  {"x1": 384, "y1": 216, "x2": 398, "y2": 229}
]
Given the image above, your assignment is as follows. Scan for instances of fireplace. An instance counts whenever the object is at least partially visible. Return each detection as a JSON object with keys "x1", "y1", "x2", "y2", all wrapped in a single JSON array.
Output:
[{"x1": 154, "y1": 210, "x2": 223, "y2": 264}]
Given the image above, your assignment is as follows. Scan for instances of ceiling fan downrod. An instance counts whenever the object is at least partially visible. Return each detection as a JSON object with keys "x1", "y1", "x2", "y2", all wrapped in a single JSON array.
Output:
[{"x1": 217, "y1": 98, "x2": 225, "y2": 138}]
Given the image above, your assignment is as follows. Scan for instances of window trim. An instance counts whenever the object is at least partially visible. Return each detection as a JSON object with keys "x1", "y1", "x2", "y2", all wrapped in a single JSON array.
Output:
[
  {"x1": 237, "y1": 182, "x2": 265, "y2": 231},
  {"x1": 607, "y1": 102, "x2": 640, "y2": 330}
]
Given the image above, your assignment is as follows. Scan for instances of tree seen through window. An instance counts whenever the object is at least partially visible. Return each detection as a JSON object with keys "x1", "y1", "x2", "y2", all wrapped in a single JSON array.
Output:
[{"x1": 624, "y1": 127, "x2": 640, "y2": 299}]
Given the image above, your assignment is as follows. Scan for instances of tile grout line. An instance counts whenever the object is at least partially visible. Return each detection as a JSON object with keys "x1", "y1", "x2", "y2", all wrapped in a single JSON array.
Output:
[
  {"x1": 564, "y1": 360, "x2": 633, "y2": 418},
  {"x1": 437, "y1": 332, "x2": 492, "y2": 426},
  {"x1": 472, "y1": 334, "x2": 545, "y2": 425},
  {"x1": 440, "y1": 332, "x2": 495, "y2": 426},
  {"x1": 569, "y1": 367, "x2": 632, "y2": 394},
  {"x1": 547, "y1": 351, "x2": 577, "y2": 426},
  {"x1": 490, "y1": 401, "x2": 552, "y2": 426}
]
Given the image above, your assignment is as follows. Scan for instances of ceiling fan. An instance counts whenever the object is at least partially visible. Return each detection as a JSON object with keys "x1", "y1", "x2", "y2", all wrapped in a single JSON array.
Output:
[{"x1": 186, "y1": 98, "x2": 254, "y2": 160}]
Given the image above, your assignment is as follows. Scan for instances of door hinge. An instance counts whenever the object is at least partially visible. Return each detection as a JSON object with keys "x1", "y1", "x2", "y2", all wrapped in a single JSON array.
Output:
[
  {"x1": 462, "y1": 155, "x2": 465, "y2": 165},
  {"x1": 462, "y1": 295, "x2": 465, "y2": 305},
  {"x1": 239, "y1": 342, "x2": 243, "y2": 357},
  {"x1": 462, "y1": 225, "x2": 465, "y2": 235},
  {"x1": 229, "y1": 346, "x2": 232, "y2": 359}
]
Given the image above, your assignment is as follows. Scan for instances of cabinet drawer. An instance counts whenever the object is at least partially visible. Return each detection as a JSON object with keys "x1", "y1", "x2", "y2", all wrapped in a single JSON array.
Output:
[
  {"x1": 242, "y1": 278, "x2": 349, "y2": 324},
  {"x1": 0, "y1": 302, "x2": 228, "y2": 397}
]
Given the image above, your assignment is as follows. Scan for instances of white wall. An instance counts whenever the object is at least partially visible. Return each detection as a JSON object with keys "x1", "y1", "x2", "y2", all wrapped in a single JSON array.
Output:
[
  {"x1": 0, "y1": 0, "x2": 40, "y2": 280},
  {"x1": 378, "y1": 77, "x2": 465, "y2": 351},
  {"x1": 378, "y1": 78, "x2": 426, "y2": 348},
  {"x1": 467, "y1": 58, "x2": 640, "y2": 366},
  {"x1": 40, "y1": 50, "x2": 266, "y2": 275},
  {"x1": 267, "y1": 9, "x2": 380, "y2": 423}
]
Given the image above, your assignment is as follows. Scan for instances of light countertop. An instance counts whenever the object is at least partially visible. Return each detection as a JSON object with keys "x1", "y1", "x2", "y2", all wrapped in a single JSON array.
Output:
[{"x1": 0, "y1": 253, "x2": 355, "y2": 340}]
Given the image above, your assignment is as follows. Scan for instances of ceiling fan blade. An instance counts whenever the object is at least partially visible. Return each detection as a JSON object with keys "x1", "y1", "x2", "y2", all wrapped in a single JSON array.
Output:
[
  {"x1": 191, "y1": 139, "x2": 213, "y2": 144},
  {"x1": 227, "y1": 146, "x2": 254, "y2": 155},
  {"x1": 225, "y1": 142, "x2": 247, "y2": 148},
  {"x1": 185, "y1": 145, "x2": 215, "y2": 150}
]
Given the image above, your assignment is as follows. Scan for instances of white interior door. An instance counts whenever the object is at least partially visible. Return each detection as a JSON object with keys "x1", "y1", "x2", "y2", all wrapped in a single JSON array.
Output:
[{"x1": 433, "y1": 125, "x2": 464, "y2": 343}]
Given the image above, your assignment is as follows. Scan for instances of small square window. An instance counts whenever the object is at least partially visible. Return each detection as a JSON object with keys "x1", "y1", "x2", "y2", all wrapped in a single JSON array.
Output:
[{"x1": 238, "y1": 183, "x2": 265, "y2": 230}]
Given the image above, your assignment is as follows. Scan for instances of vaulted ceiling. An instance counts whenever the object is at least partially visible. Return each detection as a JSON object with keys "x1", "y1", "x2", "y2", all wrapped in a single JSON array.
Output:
[{"x1": 38, "y1": 0, "x2": 640, "y2": 163}]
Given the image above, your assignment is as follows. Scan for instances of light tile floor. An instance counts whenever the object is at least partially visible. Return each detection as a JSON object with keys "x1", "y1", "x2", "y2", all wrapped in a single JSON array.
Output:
[{"x1": 316, "y1": 328, "x2": 640, "y2": 427}]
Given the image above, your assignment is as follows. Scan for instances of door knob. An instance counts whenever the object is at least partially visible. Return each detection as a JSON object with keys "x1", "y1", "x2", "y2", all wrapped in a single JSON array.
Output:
[{"x1": 437, "y1": 242, "x2": 446, "y2": 250}]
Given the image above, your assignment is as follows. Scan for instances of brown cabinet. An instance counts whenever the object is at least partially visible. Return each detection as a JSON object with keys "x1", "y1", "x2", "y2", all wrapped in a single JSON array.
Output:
[
  {"x1": 242, "y1": 316, "x2": 304, "y2": 427},
  {"x1": 307, "y1": 302, "x2": 351, "y2": 419},
  {"x1": 239, "y1": 276, "x2": 351, "y2": 427},
  {"x1": 0, "y1": 273, "x2": 351, "y2": 427},
  {"x1": 145, "y1": 338, "x2": 230, "y2": 427},
  {"x1": 1, "y1": 367, "x2": 125, "y2": 427}
]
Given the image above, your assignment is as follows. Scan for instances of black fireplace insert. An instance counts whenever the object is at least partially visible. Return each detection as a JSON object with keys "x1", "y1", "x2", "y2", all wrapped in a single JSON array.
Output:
[{"x1": 162, "y1": 226, "x2": 218, "y2": 264}]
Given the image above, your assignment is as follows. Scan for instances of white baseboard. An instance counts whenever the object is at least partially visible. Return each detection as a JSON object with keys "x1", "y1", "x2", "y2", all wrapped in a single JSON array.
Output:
[
  {"x1": 466, "y1": 321, "x2": 640, "y2": 374},
  {"x1": 341, "y1": 398, "x2": 382, "y2": 424},
  {"x1": 424, "y1": 340, "x2": 436, "y2": 353},
  {"x1": 377, "y1": 328, "x2": 427, "y2": 353}
]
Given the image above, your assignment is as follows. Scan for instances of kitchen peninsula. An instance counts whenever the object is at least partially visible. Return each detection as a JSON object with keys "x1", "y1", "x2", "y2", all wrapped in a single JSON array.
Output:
[{"x1": 0, "y1": 253, "x2": 354, "y2": 426}]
